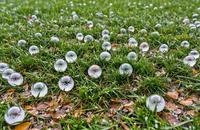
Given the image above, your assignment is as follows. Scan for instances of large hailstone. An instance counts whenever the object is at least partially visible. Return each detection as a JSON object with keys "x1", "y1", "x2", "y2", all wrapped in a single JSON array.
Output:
[
  {"x1": 2, "y1": 68, "x2": 15, "y2": 79},
  {"x1": 127, "y1": 52, "x2": 138, "y2": 61},
  {"x1": 50, "y1": 36, "x2": 60, "y2": 43},
  {"x1": 102, "y1": 41, "x2": 112, "y2": 51},
  {"x1": 29, "y1": 45, "x2": 39, "y2": 55},
  {"x1": 31, "y1": 82, "x2": 48, "y2": 97},
  {"x1": 58, "y1": 76, "x2": 74, "y2": 91},
  {"x1": 181, "y1": 41, "x2": 190, "y2": 48},
  {"x1": 88, "y1": 65, "x2": 102, "y2": 78},
  {"x1": 128, "y1": 26, "x2": 135, "y2": 33},
  {"x1": 102, "y1": 29, "x2": 110, "y2": 36},
  {"x1": 4, "y1": 106, "x2": 25, "y2": 125},
  {"x1": 119, "y1": 63, "x2": 133, "y2": 76},
  {"x1": 65, "y1": 51, "x2": 77, "y2": 63},
  {"x1": 128, "y1": 38, "x2": 138, "y2": 47},
  {"x1": 0, "y1": 63, "x2": 9, "y2": 73},
  {"x1": 139, "y1": 42, "x2": 149, "y2": 52},
  {"x1": 17, "y1": 39, "x2": 27, "y2": 46},
  {"x1": 8, "y1": 72, "x2": 23, "y2": 86},
  {"x1": 76, "y1": 33, "x2": 84, "y2": 41},
  {"x1": 86, "y1": 21, "x2": 94, "y2": 28},
  {"x1": 54, "y1": 59, "x2": 67, "y2": 72},
  {"x1": 34, "y1": 32, "x2": 42, "y2": 37},
  {"x1": 102, "y1": 34, "x2": 110, "y2": 41},
  {"x1": 120, "y1": 28, "x2": 127, "y2": 34},
  {"x1": 189, "y1": 50, "x2": 199, "y2": 59},
  {"x1": 84, "y1": 35, "x2": 94, "y2": 43},
  {"x1": 146, "y1": 94, "x2": 165, "y2": 112},
  {"x1": 159, "y1": 44, "x2": 169, "y2": 53},
  {"x1": 183, "y1": 55, "x2": 196, "y2": 67},
  {"x1": 100, "y1": 51, "x2": 111, "y2": 61}
]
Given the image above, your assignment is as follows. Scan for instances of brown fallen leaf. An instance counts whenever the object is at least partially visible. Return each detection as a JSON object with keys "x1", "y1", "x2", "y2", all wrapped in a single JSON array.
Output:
[
  {"x1": 165, "y1": 102, "x2": 178, "y2": 111},
  {"x1": 179, "y1": 98, "x2": 193, "y2": 106},
  {"x1": 166, "y1": 91, "x2": 179, "y2": 100},
  {"x1": 185, "y1": 110, "x2": 198, "y2": 117},
  {"x1": 85, "y1": 112, "x2": 94, "y2": 123},
  {"x1": 163, "y1": 112, "x2": 180, "y2": 125},
  {"x1": 73, "y1": 107, "x2": 83, "y2": 118},
  {"x1": 36, "y1": 102, "x2": 49, "y2": 111},
  {"x1": 119, "y1": 122, "x2": 130, "y2": 130},
  {"x1": 14, "y1": 122, "x2": 31, "y2": 130},
  {"x1": 192, "y1": 68, "x2": 198, "y2": 76}
]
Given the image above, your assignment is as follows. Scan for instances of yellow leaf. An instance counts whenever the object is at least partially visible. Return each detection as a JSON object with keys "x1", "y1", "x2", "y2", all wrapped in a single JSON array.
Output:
[{"x1": 14, "y1": 122, "x2": 31, "y2": 130}]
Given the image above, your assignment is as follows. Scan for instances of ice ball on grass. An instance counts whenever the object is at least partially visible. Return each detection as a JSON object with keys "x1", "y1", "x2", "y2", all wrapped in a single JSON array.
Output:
[
  {"x1": 128, "y1": 38, "x2": 138, "y2": 47},
  {"x1": 102, "y1": 34, "x2": 110, "y2": 42},
  {"x1": 189, "y1": 50, "x2": 199, "y2": 59},
  {"x1": 17, "y1": 39, "x2": 27, "y2": 46},
  {"x1": 2, "y1": 68, "x2": 15, "y2": 80},
  {"x1": 155, "y1": 23, "x2": 162, "y2": 29},
  {"x1": 50, "y1": 36, "x2": 59, "y2": 43},
  {"x1": 140, "y1": 29, "x2": 147, "y2": 34},
  {"x1": 58, "y1": 76, "x2": 74, "y2": 91},
  {"x1": 183, "y1": 55, "x2": 196, "y2": 67},
  {"x1": 181, "y1": 40, "x2": 190, "y2": 48},
  {"x1": 31, "y1": 15, "x2": 37, "y2": 20},
  {"x1": 120, "y1": 28, "x2": 127, "y2": 34},
  {"x1": 29, "y1": 45, "x2": 39, "y2": 55},
  {"x1": 102, "y1": 29, "x2": 110, "y2": 36},
  {"x1": 54, "y1": 59, "x2": 67, "y2": 72},
  {"x1": 146, "y1": 94, "x2": 165, "y2": 112},
  {"x1": 0, "y1": 63, "x2": 9, "y2": 73},
  {"x1": 139, "y1": 42, "x2": 149, "y2": 53},
  {"x1": 86, "y1": 21, "x2": 94, "y2": 28},
  {"x1": 84, "y1": 35, "x2": 94, "y2": 43},
  {"x1": 8, "y1": 72, "x2": 23, "y2": 86},
  {"x1": 159, "y1": 44, "x2": 169, "y2": 53},
  {"x1": 34, "y1": 32, "x2": 42, "y2": 37},
  {"x1": 128, "y1": 26, "x2": 135, "y2": 33},
  {"x1": 119, "y1": 63, "x2": 133, "y2": 76},
  {"x1": 100, "y1": 51, "x2": 111, "y2": 61},
  {"x1": 127, "y1": 52, "x2": 138, "y2": 61},
  {"x1": 150, "y1": 31, "x2": 160, "y2": 37},
  {"x1": 31, "y1": 82, "x2": 48, "y2": 97},
  {"x1": 102, "y1": 41, "x2": 111, "y2": 51},
  {"x1": 65, "y1": 51, "x2": 77, "y2": 63},
  {"x1": 88, "y1": 65, "x2": 102, "y2": 79},
  {"x1": 76, "y1": 33, "x2": 84, "y2": 41},
  {"x1": 4, "y1": 106, "x2": 25, "y2": 125}
]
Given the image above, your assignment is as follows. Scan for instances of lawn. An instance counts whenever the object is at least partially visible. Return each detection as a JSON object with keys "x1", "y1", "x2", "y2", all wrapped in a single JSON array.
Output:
[{"x1": 0, "y1": 0, "x2": 199, "y2": 129}]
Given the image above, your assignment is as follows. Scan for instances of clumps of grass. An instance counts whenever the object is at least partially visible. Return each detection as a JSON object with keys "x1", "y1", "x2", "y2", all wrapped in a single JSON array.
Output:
[{"x1": 137, "y1": 77, "x2": 167, "y2": 95}]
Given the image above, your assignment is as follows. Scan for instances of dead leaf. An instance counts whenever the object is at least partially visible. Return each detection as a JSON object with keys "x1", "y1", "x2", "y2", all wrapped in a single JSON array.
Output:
[
  {"x1": 73, "y1": 107, "x2": 83, "y2": 118},
  {"x1": 166, "y1": 91, "x2": 179, "y2": 100},
  {"x1": 120, "y1": 122, "x2": 130, "y2": 130},
  {"x1": 36, "y1": 102, "x2": 49, "y2": 111},
  {"x1": 179, "y1": 98, "x2": 193, "y2": 106},
  {"x1": 163, "y1": 113, "x2": 180, "y2": 125},
  {"x1": 185, "y1": 110, "x2": 197, "y2": 117},
  {"x1": 192, "y1": 68, "x2": 198, "y2": 76},
  {"x1": 85, "y1": 112, "x2": 94, "y2": 123},
  {"x1": 165, "y1": 102, "x2": 178, "y2": 111},
  {"x1": 14, "y1": 122, "x2": 31, "y2": 130}
]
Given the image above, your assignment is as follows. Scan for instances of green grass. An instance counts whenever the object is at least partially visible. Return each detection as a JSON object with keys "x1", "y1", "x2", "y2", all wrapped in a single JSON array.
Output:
[{"x1": 0, "y1": 0, "x2": 200, "y2": 129}]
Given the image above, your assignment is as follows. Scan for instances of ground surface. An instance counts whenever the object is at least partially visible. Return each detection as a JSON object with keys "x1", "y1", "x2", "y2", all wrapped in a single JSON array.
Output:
[{"x1": 0, "y1": 0, "x2": 200, "y2": 129}]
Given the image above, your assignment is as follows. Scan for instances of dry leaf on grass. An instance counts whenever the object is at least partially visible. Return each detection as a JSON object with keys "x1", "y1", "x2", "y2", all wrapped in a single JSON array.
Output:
[
  {"x1": 165, "y1": 102, "x2": 178, "y2": 111},
  {"x1": 119, "y1": 122, "x2": 130, "y2": 130},
  {"x1": 166, "y1": 91, "x2": 179, "y2": 100},
  {"x1": 179, "y1": 98, "x2": 193, "y2": 106},
  {"x1": 163, "y1": 112, "x2": 180, "y2": 125},
  {"x1": 14, "y1": 122, "x2": 31, "y2": 130},
  {"x1": 36, "y1": 102, "x2": 49, "y2": 110}
]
